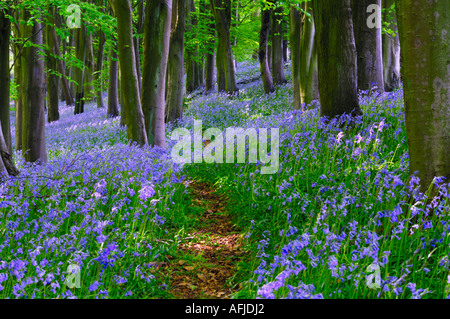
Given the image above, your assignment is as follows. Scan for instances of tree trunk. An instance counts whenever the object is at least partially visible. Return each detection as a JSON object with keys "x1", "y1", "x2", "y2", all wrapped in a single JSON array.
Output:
[
  {"x1": 271, "y1": 5, "x2": 286, "y2": 85},
  {"x1": 205, "y1": 1, "x2": 216, "y2": 94},
  {"x1": 21, "y1": 8, "x2": 47, "y2": 164},
  {"x1": 210, "y1": 0, "x2": 238, "y2": 95},
  {"x1": 51, "y1": 8, "x2": 74, "y2": 106},
  {"x1": 351, "y1": 0, "x2": 384, "y2": 92},
  {"x1": 382, "y1": 0, "x2": 400, "y2": 92},
  {"x1": 396, "y1": 0, "x2": 450, "y2": 191},
  {"x1": 0, "y1": 8, "x2": 12, "y2": 153},
  {"x1": 0, "y1": 123, "x2": 18, "y2": 177},
  {"x1": 74, "y1": 25, "x2": 86, "y2": 115},
  {"x1": 95, "y1": 29, "x2": 106, "y2": 108},
  {"x1": 107, "y1": 44, "x2": 120, "y2": 118},
  {"x1": 313, "y1": 0, "x2": 362, "y2": 119},
  {"x1": 290, "y1": 5, "x2": 301, "y2": 109},
  {"x1": 113, "y1": 0, "x2": 148, "y2": 146},
  {"x1": 299, "y1": 1, "x2": 317, "y2": 106},
  {"x1": 84, "y1": 30, "x2": 95, "y2": 102},
  {"x1": 166, "y1": 0, "x2": 186, "y2": 122},
  {"x1": 12, "y1": 9, "x2": 22, "y2": 151},
  {"x1": 46, "y1": 6, "x2": 60, "y2": 123},
  {"x1": 259, "y1": 7, "x2": 274, "y2": 94},
  {"x1": 142, "y1": 0, "x2": 172, "y2": 148}
]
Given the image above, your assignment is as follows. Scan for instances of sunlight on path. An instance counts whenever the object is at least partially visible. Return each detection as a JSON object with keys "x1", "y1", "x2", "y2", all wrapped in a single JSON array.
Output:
[{"x1": 166, "y1": 182, "x2": 244, "y2": 299}]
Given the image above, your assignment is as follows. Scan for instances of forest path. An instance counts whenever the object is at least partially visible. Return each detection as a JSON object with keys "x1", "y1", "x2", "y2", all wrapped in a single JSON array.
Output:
[{"x1": 166, "y1": 181, "x2": 245, "y2": 299}]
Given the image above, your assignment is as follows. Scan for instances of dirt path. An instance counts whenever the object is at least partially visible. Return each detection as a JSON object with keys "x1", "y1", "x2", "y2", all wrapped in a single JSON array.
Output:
[{"x1": 166, "y1": 181, "x2": 244, "y2": 299}]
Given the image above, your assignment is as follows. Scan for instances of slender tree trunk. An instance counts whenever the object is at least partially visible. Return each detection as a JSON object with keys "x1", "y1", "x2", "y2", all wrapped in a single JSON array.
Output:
[
  {"x1": 84, "y1": 30, "x2": 95, "y2": 102},
  {"x1": 51, "y1": 9, "x2": 74, "y2": 106},
  {"x1": 396, "y1": 0, "x2": 450, "y2": 191},
  {"x1": 313, "y1": 0, "x2": 362, "y2": 119},
  {"x1": 134, "y1": 0, "x2": 144, "y2": 95},
  {"x1": 271, "y1": 5, "x2": 286, "y2": 85},
  {"x1": 0, "y1": 8, "x2": 12, "y2": 153},
  {"x1": 166, "y1": 0, "x2": 186, "y2": 122},
  {"x1": 210, "y1": 0, "x2": 238, "y2": 95},
  {"x1": 95, "y1": 29, "x2": 106, "y2": 108},
  {"x1": 205, "y1": 1, "x2": 216, "y2": 94},
  {"x1": 351, "y1": 0, "x2": 384, "y2": 92},
  {"x1": 74, "y1": 25, "x2": 86, "y2": 115},
  {"x1": 259, "y1": 7, "x2": 274, "y2": 94},
  {"x1": 46, "y1": 7, "x2": 60, "y2": 123},
  {"x1": 113, "y1": 0, "x2": 148, "y2": 146},
  {"x1": 12, "y1": 9, "x2": 22, "y2": 151},
  {"x1": 290, "y1": 5, "x2": 301, "y2": 109},
  {"x1": 142, "y1": 0, "x2": 172, "y2": 148},
  {"x1": 299, "y1": 1, "x2": 316, "y2": 106},
  {"x1": 382, "y1": 0, "x2": 400, "y2": 92},
  {"x1": 107, "y1": 44, "x2": 120, "y2": 118},
  {"x1": 21, "y1": 8, "x2": 47, "y2": 164}
]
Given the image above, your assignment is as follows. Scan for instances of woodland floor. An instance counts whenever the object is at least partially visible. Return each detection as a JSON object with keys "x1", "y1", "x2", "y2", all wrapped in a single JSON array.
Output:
[{"x1": 157, "y1": 181, "x2": 246, "y2": 299}]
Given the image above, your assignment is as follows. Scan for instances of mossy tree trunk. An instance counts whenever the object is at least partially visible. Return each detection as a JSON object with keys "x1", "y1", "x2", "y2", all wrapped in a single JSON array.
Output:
[
  {"x1": 113, "y1": 0, "x2": 148, "y2": 146},
  {"x1": 396, "y1": 0, "x2": 450, "y2": 191},
  {"x1": 142, "y1": 0, "x2": 172, "y2": 148},
  {"x1": 210, "y1": 0, "x2": 238, "y2": 95},
  {"x1": 313, "y1": 0, "x2": 362, "y2": 119},
  {"x1": 21, "y1": 8, "x2": 47, "y2": 164},
  {"x1": 166, "y1": 0, "x2": 186, "y2": 122}
]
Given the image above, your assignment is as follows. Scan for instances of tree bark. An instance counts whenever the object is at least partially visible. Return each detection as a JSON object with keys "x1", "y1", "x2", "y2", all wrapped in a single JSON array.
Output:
[
  {"x1": 0, "y1": 8, "x2": 12, "y2": 153},
  {"x1": 290, "y1": 5, "x2": 301, "y2": 109},
  {"x1": 113, "y1": 0, "x2": 148, "y2": 146},
  {"x1": 21, "y1": 8, "x2": 47, "y2": 164},
  {"x1": 259, "y1": 7, "x2": 274, "y2": 94},
  {"x1": 313, "y1": 0, "x2": 362, "y2": 119},
  {"x1": 396, "y1": 0, "x2": 450, "y2": 191},
  {"x1": 142, "y1": 0, "x2": 172, "y2": 148},
  {"x1": 74, "y1": 25, "x2": 86, "y2": 115},
  {"x1": 46, "y1": 6, "x2": 60, "y2": 123},
  {"x1": 95, "y1": 29, "x2": 106, "y2": 108},
  {"x1": 299, "y1": 1, "x2": 318, "y2": 106},
  {"x1": 107, "y1": 44, "x2": 119, "y2": 118},
  {"x1": 382, "y1": 0, "x2": 400, "y2": 92},
  {"x1": 271, "y1": 5, "x2": 286, "y2": 85},
  {"x1": 351, "y1": 0, "x2": 384, "y2": 92},
  {"x1": 51, "y1": 8, "x2": 74, "y2": 106},
  {"x1": 12, "y1": 9, "x2": 22, "y2": 151},
  {"x1": 210, "y1": 0, "x2": 238, "y2": 95},
  {"x1": 166, "y1": 0, "x2": 186, "y2": 122}
]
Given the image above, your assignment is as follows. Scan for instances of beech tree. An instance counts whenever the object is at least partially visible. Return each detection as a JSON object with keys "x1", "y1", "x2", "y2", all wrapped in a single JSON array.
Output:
[
  {"x1": 382, "y1": 0, "x2": 400, "y2": 92},
  {"x1": 271, "y1": 3, "x2": 286, "y2": 85},
  {"x1": 259, "y1": 5, "x2": 274, "y2": 94},
  {"x1": 210, "y1": 0, "x2": 238, "y2": 95},
  {"x1": 351, "y1": 0, "x2": 384, "y2": 93},
  {"x1": 112, "y1": 0, "x2": 148, "y2": 146},
  {"x1": 0, "y1": 7, "x2": 12, "y2": 153},
  {"x1": 313, "y1": 0, "x2": 362, "y2": 119},
  {"x1": 142, "y1": 0, "x2": 172, "y2": 148},
  {"x1": 166, "y1": 0, "x2": 186, "y2": 122},
  {"x1": 21, "y1": 7, "x2": 47, "y2": 164},
  {"x1": 396, "y1": 0, "x2": 450, "y2": 191}
]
